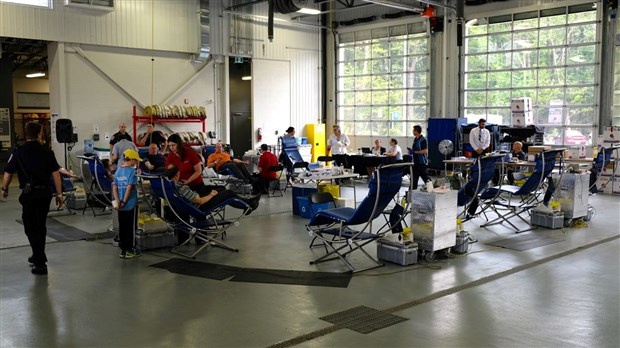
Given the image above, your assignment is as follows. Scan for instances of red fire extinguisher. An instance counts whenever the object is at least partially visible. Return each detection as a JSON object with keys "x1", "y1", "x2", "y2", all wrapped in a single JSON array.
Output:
[{"x1": 257, "y1": 127, "x2": 263, "y2": 142}]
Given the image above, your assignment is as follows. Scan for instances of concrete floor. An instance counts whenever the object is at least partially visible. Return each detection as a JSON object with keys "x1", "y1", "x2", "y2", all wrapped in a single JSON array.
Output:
[{"x1": 0, "y1": 179, "x2": 619, "y2": 348}]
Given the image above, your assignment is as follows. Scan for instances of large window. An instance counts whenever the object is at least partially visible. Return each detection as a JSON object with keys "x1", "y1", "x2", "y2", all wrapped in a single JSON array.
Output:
[
  {"x1": 336, "y1": 22, "x2": 430, "y2": 139},
  {"x1": 463, "y1": 4, "x2": 599, "y2": 145},
  {"x1": 0, "y1": 0, "x2": 51, "y2": 8}
]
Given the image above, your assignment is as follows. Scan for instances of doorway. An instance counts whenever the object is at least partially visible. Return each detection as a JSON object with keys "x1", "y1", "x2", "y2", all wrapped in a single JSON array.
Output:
[{"x1": 228, "y1": 57, "x2": 252, "y2": 158}]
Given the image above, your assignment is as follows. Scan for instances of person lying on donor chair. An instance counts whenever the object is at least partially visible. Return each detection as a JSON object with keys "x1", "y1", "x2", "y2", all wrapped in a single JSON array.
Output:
[{"x1": 164, "y1": 165, "x2": 260, "y2": 215}]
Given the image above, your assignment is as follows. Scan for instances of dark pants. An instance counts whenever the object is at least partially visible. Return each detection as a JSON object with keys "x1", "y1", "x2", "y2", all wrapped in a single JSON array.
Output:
[
  {"x1": 221, "y1": 162, "x2": 253, "y2": 183},
  {"x1": 118, "y1": 207, "x2": 137, "y2": 252},
  {"x1": 19, "y1": 187, "x2": 53, "y2": 266},
  {"x1": 199, "y1": 189, "x2": 247, "y2": 212},
  {"x1": 412, "y1": 163, "x2": 430, "y2": 189}
]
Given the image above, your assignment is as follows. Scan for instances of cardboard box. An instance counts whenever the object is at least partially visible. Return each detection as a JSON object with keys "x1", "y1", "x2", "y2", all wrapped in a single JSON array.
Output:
[
  {"x1": 335, "y1": 197, "x2": 354, "y2": 208},
  {"x1": 511, "y1": 97, "x2": 532, "y2": 112},
  {"x1": 511, "y1": 111, "x2": 533, "y2": 127},
  {"x1": 603, "y1": 126, "x2": 619, "y2": 143},
  {"x1": 567, "y1": 146, "x2": 586, "y2": 159}
]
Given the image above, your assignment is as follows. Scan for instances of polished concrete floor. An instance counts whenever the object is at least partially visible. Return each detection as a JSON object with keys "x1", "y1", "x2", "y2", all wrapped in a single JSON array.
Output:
[{"x1": 1, "y1": 179, "x2": 619, "y2": 348}]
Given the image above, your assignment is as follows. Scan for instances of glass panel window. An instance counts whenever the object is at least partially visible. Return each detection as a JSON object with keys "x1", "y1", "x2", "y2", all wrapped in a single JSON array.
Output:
[
  {"x1": 1, "y1": 0, "x2": 50, "y2": 7},
  {"x1": 464, "y1": 4, "x2": 598, "y2": 136},
  {"x1": 336, "y1": 22, "x2": 430, "y2": 141}
]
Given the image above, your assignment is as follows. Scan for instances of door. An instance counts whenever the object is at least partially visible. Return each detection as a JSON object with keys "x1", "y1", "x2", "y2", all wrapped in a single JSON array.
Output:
[{"x1": 229, "y1": 112, "x2": 251, "y2": 158}]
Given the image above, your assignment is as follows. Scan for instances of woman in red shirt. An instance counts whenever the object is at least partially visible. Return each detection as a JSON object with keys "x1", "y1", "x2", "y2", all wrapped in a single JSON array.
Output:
[{"x1": 165, "y1": 134, "x2": 209, "y2": 196}]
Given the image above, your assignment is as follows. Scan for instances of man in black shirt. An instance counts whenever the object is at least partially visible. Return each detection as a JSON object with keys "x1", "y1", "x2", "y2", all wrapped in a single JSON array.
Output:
[
  {"x1": 143, "y1": 143, "x2": 166, "y2": 173},
  {"x1": 2, "y1": 123, "x2": 63, "y2": 275},
  {"x1": 109, "y1": 122, "x2": 132, "y2": 151},
  {"x1": 138, "y1": 122, "x2": 167, "y2": 149}
]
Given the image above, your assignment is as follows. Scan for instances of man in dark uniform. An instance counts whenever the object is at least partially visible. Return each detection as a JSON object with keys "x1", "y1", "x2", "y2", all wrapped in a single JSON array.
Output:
[
  {"x1": 2, "y1": 123, "x2": 64, "y2": 275},
  {"x1": 109, "y1": 122, "x2": 132, "y2": 151},
  {"x1": 411, "y1": 125, "x2": 431, "y2": 190}
]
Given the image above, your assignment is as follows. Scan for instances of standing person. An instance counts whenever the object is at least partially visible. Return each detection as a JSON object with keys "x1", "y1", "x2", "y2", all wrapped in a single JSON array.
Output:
[
  {"x1": 206, "y1": 143, "x2": 253, "y2": 184},
  {"x1": 279, "y1": 126, "x2": 296, "y2": 163},
  {"x1": 469, "y1": 118, "x2": 491, "y2": 158},
  {"x1": 165, "y1": 133, "x2": 210, "y2": 196},
  {"x1": 411, "y1": 125, "x2": 431, "y2": 190},
  {"x1": 111, "y1": 138, "x2": 138, "y2": 168},
  {"x1": 327, "y1": 124, "x2": 350, "y2": 166},
  {"x1": 386, "y1": 138, "x2": 403, "y2": 161},
  {"x1": 138, "y1": 122, "x2": 167, "y2": 150},
  {"x1": 2, "y1": 122, "x2": 63, "y2": 275},
  {"x1": 109, "y1": 122, "x2": 132, "y2": 151},
  {"x1": 112, "y1": 149, "x2": 141, "y2": 259},
  {"x1": 255, "y1": 144, "x2": 279, "y2": 194}
]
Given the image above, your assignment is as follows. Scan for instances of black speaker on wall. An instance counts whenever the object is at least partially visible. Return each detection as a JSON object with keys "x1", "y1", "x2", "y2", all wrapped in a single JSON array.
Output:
[{"x1": 56, "y1": 118, "x2": 73, "y2": 143}]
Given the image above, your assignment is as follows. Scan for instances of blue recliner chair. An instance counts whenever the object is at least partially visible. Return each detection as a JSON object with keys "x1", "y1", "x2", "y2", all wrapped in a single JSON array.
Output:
[
  {"x1": 457, "y1": 153, "x2": 504, "y2": 219},
  {"x1": 280, "y1": 136, "x2": 308, "y2": 183},
  {"x1": 305, "y1": 163, "x2": 409, "y2": 273},
  {"x1": 146, "y1": 174, "x2": 250, "y2": 259}
]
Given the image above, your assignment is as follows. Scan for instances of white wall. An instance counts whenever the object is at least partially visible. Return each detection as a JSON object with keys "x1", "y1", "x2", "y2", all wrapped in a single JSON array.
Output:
[
  {"x1": 49, "y1": 42, "x2": 216, "y2": 165},
  {"x1": 252, "y1": 59, "x2": 290, "y2": 147},
  {"x1": 0, "y1": 0, "x2": 200, "y2": 53}
]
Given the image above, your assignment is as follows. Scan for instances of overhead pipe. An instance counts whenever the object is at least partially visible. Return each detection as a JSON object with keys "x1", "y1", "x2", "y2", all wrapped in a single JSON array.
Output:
[{"x1": 360, "y1": 0, "x2": 424, "y2": 12}]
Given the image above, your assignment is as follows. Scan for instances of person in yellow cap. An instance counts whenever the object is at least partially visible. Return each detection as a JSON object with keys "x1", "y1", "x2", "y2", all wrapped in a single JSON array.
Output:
[{"x1": 112, "y1": 148, "x2": 142, "y2": 259}]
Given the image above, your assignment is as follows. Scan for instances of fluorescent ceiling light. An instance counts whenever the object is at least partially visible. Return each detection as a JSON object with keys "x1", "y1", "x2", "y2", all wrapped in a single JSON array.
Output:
[
  {"x1": 297, "y1": 8, "x2": 321, "y2": 15},
  {"x1": 26, "y1": 72, "x2": 46, "y2": 78},
  {"x1": 241, "y1": 76, "x2": 252, "y2": 81}
]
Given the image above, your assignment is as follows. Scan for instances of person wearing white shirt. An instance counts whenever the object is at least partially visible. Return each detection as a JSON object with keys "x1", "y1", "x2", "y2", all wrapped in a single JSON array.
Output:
[
  {"x1": 386, "y1": 138, "x2": 403, "y2": 161},
  {"x1": 327, "y1": 125, "x2": 350, "y2": 166},
  {"x1": 469, "y1": 118, "x2": 491, "y2": 158}
]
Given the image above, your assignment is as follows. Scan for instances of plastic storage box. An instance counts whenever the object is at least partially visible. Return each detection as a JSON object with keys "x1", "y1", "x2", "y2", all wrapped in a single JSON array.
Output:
[
  {"x1": 136, "y1": 229, "x2": 175, "y2": 251},
  {"x1": 531, "y1": 211, "x2": 564, "y2": 229},
  {"x1": 296, "y1": 196, "x2": 330, "y2": 218},
  {"x1": 376, "y1": 238, "x2": 418, "y2": 266}
]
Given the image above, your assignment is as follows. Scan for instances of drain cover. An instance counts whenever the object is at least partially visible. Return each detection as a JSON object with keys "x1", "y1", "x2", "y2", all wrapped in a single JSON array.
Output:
[{"x1": 319, "y1": 305, "x2": 407, "y2": 334}]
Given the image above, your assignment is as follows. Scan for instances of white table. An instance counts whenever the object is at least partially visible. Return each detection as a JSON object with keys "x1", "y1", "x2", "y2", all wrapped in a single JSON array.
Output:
[{"x1": 297, "y1": 172, "x2": 360, "y2": 207}]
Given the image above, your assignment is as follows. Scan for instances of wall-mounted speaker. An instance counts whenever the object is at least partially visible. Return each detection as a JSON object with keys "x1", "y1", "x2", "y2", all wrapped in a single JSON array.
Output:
[{"x1": 56, "y1": 118, "x2": 73, "y2": 143}]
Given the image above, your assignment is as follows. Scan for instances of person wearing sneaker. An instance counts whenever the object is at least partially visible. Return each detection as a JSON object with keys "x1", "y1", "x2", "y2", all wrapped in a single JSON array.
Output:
[
  {"x1": 164, "y1": 165, "x2": 259, "y2": 214},
  {"x1": 113, "y1": 149, "x2": 142, "y2": 259},
  {"x1": 2, "y1": 123, "x2": 64, "y2": 275}
]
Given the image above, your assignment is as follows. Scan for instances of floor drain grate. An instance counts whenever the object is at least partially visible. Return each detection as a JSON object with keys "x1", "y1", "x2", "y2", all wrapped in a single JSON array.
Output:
[{"x1": 319, "y1": 305, "x2": 407, "y2": 334}]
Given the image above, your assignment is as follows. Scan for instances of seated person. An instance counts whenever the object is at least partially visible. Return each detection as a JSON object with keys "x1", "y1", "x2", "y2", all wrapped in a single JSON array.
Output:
[
  {"x1": 493, "y1": 141, "x2": 527, "y2": 185},
  {"x1": 255, "y1": 144, "x2": 279, "y2": 194},
  {"x1": 101, "y1": 159, "x2": 115, "y2": 181},
  {"x1": 142, "y1": 143, "x2": 166, "y2": 173},
  {"x1": 164, "y1": 165, "x2": 259, "y2": 214},
  {"x1": 386, "y1": 138, "x2": 403, "y2": 161},
  {"x1": 206, "y1": 143, "x2": 254, "y2": 184},
  {"x1": 371, "y1": 139, "x2": 386, "y2": 155},
  {"x1": 138, "y1": 122, "x2": 167, "y2": 151}
]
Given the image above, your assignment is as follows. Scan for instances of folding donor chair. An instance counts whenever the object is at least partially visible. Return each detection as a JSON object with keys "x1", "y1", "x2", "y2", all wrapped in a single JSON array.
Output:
[
  {"x1": 281, "y1": 136, "x2": 309, "y2": 184},
  {"x1": 146, "y1": 174, "x2": 250, "y2": 259},
  {"x1": 479, "y1": 149, "x2": 565, "y2": 233},
  {"x1": 456, "y1": 153, "x2": 504, "y2": 219},
  {"x1": 589, "y1": 146, "x2": 618, "y2": 194},
  {"x1": 308, "y1": 192, "x2": 337, "y2": 248},
  {"x1": 305, "y1": 163, "x2": 408, "y2": 273},
  {"x1": 79, "y1": 156, "x2": 113, "y2": 216},
  {"x1": 267, "y1": 165, "x2": 285, "y2": 197}
]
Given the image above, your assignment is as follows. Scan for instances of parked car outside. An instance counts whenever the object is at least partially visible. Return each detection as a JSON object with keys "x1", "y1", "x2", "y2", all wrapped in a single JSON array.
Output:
[{"x1": 554, "y1": 130, "x2": 588, "y2": 145}]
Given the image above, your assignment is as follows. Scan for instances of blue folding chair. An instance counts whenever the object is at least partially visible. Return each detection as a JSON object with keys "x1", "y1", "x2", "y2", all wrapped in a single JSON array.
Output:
[
  {"x1": 305, "y1": 163, "x2": 408, "y2": 273},
  {"x1": 280, "y1": 136, "x2": 308, "y2": 184},
  {"x1": 479, "y1": 149, "x2": 565, "y2": 233},
  {"x1": 146, "y1": 174, "x2": 250, "y2": 259},
  {"x1": 78, "y1": 155, "x2": 113, "y2": 216},
  {"x1": 589, "y1": 146, "x2": 618, "y2": 194},
  {"x1": 456, "y1": 153, "x2": 504, "y2": 219}
]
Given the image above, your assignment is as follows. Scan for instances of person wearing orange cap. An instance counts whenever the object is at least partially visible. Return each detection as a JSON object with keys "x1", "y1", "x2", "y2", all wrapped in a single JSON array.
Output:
[{"x1": 112, "y1": 148, "x2": 142, "y2": 259}]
